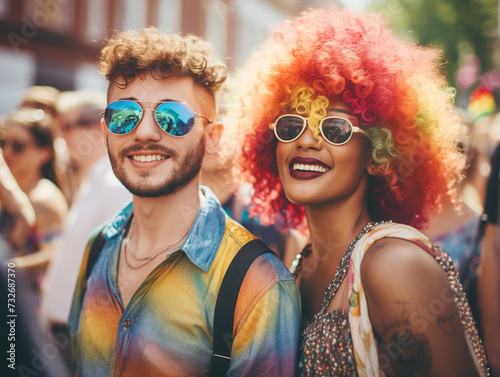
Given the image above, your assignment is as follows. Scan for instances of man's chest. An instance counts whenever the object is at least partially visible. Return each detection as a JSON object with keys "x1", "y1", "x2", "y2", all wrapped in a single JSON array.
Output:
[
  {"x1": 116, "y1": 245, "x2": 168, "y2": 308},
  {"x1": 78, "y1": 263, "x2": 215, "y2": 376}
]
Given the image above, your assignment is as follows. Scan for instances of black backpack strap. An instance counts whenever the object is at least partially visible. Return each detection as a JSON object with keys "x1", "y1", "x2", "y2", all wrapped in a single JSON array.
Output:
[
  {"x1": 85, "y1": 217, "x2": 132, "y2": 281},
  {"x1": 70, "y1": 223, "x2": 107, "y2": 360},
  {"x1": 209, "y1": 239, "x2": 273, "y2": 377},
  {"x1": 85, "y1": 226, "x2": 107, "y2": 280}
]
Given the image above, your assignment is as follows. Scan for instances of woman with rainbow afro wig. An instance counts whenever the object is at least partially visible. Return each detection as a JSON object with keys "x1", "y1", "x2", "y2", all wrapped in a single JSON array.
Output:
[{"x1": 235, "y1": 7, "x2": 490, "y2": 377}]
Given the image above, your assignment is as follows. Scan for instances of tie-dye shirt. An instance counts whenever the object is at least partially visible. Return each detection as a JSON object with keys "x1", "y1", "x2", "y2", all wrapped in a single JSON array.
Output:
[{"x1": 69, "y1": 186, "x2": 301, "y2": 377}]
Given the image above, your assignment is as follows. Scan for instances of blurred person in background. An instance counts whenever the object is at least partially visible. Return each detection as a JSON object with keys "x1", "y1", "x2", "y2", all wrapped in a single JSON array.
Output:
[
  {"x1": 18, "y1": 85, "x2": 73, "y2": 202},
  {"x1": 464, "y1": 86, "x2": 500, "y2": 367},
  {"x1": 478, "y1": 143, "x2": 500, "y2": 376},
  {"x1": 1, "y1": 263, "x2": 72, "y2": 377},
  {"x1": 19, "y1": 85, "x2": 61, "y2": 121},
  {"x1": 466, "y1": 85, "x2": 500, "y2": 209},
  {"x1": 422, "y1": 110, "x2": 482, "y2": 292},
  {"x1": 40, "y1": 89, "x2": 131, "y2": 373},
  {"x1": 2, "y1": 108, "x2": 68, "y2": 286},
  {"x1": 0, "y1": 149, "x2": 35, "y2": 260},
  {"x1": 201, "y1": 80, "x2": 307, "y2": 266},
  {"x1": 0, "y1": 88, "x2": 72, "y2": 376}
]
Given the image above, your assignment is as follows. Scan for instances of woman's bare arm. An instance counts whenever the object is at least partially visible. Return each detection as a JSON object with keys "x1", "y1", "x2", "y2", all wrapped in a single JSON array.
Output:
[{"x1": 361, "y1": 238, "x2": 481, "y2": 377}]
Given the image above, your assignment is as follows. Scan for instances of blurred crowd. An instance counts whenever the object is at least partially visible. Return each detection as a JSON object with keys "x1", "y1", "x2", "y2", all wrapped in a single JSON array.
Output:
[
  {"x1": 1, "y1": 72, "x2": 499, "y2": 374},
  {"x1": 0, "y1": 86, "x2": 132, "y2": 376}
]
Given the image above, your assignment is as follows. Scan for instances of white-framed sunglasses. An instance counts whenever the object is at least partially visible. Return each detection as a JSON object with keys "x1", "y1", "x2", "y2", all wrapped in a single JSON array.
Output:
[{"x1": 272, "y1": 114, "x2": 366, "y2": 145}]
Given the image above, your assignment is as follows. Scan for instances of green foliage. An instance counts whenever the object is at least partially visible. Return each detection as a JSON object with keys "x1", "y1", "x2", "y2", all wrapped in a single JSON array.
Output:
[{"x1": 369, "y1": 0, "x2": 498, "y2": 88}]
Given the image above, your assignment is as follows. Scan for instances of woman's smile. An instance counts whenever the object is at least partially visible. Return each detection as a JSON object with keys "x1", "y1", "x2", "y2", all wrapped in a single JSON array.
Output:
[{"x1": 289, "y1": 156, "x2": 331, "y2": 179}]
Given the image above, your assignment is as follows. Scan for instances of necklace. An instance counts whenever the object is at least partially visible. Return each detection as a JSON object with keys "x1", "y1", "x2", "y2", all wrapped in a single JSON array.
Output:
[
  {"x1": 291, "y1": 221, "x2": 389, "y2": 314},
  {"x1": 123, "y1": 218, "x2": 194, "y2": 270}
]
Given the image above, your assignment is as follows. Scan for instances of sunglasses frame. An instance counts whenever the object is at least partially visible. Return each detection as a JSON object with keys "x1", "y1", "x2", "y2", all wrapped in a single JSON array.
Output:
[
  {"x1": 272, "y1": 114, "x2": 366, "y2": 146},
  {"x1": 100, "y1": 100, "x2": 213, "y2": 136}
]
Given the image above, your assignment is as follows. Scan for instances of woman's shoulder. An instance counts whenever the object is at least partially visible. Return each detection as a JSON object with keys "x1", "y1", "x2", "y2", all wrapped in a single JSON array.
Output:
[
  {"x1": 359, "y1": 232, "x2": 447, "y2": 299},
  {"x1": 362, "y1": 236, "x2": 435, "y2": 267},
  {"x1": 29, "y1": 179, "x2": 68, "y2": 220}
]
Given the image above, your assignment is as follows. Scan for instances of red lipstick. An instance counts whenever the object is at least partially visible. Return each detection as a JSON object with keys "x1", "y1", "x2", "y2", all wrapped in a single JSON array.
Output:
[{"x1": 289, "y1": 157, "x2": 331, "y2": 180}]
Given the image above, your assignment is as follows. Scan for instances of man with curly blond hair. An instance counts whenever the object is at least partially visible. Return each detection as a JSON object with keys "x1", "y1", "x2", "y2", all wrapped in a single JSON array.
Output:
[{"x1": 68, "y1": 27, "x2": 301, "y2": 377}]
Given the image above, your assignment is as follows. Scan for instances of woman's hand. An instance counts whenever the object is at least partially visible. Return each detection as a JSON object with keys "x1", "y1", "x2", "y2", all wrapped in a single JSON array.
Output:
[{"x1": 0, "y1": 151, "x2": 35, "y2": 253}]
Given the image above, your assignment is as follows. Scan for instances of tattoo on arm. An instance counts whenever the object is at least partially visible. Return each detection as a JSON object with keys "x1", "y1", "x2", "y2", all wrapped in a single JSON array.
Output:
[
  {"x1": 378, "y1": 302, "x2": 433, "y2": 376},
  {"x1": 436, "y1": 313, "x2": 457, "y2": 336},
  {"x1": 390, "y1": 330, "x2": 432, "y2": 376},
  {"x1": 380, "y1": 301, "x2": 410, "y2": 338}
]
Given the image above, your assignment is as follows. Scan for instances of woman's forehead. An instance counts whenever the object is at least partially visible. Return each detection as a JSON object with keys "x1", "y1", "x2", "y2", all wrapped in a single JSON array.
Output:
[
  {"x1": 5, "y1": 122, "x2": 32, "y2": 138},
  {"x1": 324, "y1": 96, "x2": 351, "y2": 110}
]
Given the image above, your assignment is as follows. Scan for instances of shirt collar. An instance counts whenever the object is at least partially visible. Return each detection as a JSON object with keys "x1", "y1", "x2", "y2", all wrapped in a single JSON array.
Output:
[{"x1": 104, "y1": 186, "x2": 226, "y2": 272}]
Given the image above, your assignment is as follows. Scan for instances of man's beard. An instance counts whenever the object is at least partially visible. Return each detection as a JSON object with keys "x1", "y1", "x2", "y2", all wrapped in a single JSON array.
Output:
[{"x1": 107, "y1": 135, "x2": 205, "y2": 197}]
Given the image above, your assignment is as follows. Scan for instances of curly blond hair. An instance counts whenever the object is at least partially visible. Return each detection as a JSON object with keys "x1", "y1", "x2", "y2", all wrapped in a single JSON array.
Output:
[{"x1": 99, "y1": 27, "x2": 227, "y2": 94}]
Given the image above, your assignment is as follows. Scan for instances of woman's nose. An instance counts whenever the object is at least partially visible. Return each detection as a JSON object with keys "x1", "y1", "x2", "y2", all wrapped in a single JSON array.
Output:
[{"x1": 297, "y1": 125, "x2": 322, "y2": 150}]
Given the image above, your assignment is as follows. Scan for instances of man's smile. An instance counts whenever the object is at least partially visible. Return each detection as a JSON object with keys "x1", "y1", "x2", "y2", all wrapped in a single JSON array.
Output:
[{"x1": 129, "y1": 154, "x2": 168, "y2": 162}]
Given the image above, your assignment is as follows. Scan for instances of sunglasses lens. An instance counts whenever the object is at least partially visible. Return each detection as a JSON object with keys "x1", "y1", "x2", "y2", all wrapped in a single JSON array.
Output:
[
  {"x1": 155, "y1": 102, "x2": 195, "y2": 136},
  {"x1": 104, "y1": 101, "x2": 142, "y2": 135},
  {"x1": 321, "y1": 117, "x2": 353, "y2": 144},
  {"x1": 275, "y1": 115, "x2": 305, "y2": 142}
]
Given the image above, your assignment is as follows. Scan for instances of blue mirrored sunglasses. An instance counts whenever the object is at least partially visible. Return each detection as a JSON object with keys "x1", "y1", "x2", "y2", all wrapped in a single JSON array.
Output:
[{"x1": 101, "y1": 100, "x2": 212, "y2": 136}]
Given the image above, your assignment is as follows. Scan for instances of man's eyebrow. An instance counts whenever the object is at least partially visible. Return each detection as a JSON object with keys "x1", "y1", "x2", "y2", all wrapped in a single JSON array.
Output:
[
  {"x1": 159, "y1": 98, "x2": 180, "y2": 103},
  {"x1": 116, "y1": 98, "x2": 181, "y2": 103}
]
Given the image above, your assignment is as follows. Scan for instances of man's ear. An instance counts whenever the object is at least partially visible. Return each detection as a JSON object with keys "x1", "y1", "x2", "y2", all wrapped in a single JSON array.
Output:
[
  {"x1": 100, "y1": 118, "x2": 108, "y2": 149},
  {"x1": 100, "y1": 118, "x2": 107, "y2": 133},
  {"x1": 205, "y1": 121, "x2": 223, "y2": 155}
]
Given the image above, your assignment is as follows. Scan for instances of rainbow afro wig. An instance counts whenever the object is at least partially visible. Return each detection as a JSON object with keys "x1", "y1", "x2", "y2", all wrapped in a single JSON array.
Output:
[{"x1": 234, "y1": 7, "x2": 464, "y2": 232}]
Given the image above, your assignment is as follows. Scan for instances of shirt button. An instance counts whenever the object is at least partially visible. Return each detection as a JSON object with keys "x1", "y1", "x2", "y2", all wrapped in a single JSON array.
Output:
[{"x1": 124, "y1": 319, "x2": 131, "y2": 328}]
